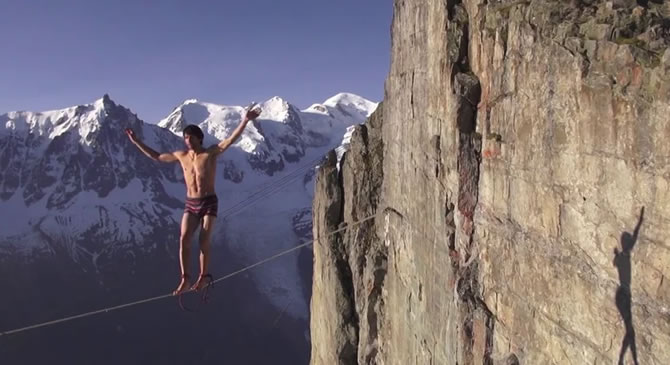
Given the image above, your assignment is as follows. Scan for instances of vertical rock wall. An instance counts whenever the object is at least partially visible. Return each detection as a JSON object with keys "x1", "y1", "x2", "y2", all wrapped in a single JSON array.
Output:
[{"x1": 311, "y1": 1, "x2": 670, "y2": 364}]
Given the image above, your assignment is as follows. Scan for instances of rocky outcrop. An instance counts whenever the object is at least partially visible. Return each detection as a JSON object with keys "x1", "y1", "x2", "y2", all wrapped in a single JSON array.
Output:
[
  {"x1": 311, "y1": 105, "x2": 385, "y2": 364},
  {"x1": 311, "y1": 1, "x2": 670, "y2": 364}
]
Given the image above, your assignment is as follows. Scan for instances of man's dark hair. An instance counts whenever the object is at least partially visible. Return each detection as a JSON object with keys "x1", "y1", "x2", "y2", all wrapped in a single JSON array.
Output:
[{"x1": 183, "y1": 124, "x2": 204, "y2": 143}]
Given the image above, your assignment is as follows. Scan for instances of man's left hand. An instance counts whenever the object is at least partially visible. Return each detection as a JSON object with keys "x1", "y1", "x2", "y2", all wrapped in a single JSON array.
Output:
[{"x1": 245, "y1": 104, "x2": 262, "y2": 121}]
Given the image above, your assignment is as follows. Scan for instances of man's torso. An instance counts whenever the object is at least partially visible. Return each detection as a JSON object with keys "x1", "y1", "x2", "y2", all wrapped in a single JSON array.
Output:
[{"x1": 176, "y1": 150, "x2": 218, "y2": 198}]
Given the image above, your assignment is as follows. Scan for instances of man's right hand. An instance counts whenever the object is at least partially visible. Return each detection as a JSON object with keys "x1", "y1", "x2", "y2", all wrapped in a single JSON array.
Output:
[{"x1": 125, "y1": 128, "x2": 138, "y2": 143}]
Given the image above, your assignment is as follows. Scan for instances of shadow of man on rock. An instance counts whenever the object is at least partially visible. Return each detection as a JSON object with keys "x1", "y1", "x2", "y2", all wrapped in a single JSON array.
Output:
[{"x1": 613, "y1": 207, "x2": 644, "y2": 365}]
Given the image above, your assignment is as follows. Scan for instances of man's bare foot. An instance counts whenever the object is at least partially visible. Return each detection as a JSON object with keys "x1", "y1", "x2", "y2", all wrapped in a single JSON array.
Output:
[
  {"x1": 172, "y1": 274, "x2": 191, "y2": 296},
  {"x1": 191, "y1": 274, "x2": 213, "y2": 291}
]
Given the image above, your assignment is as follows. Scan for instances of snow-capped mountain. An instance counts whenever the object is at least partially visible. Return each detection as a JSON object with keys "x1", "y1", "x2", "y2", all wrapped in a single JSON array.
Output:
[
  {"x1": 0, "y1": 92, "x2": 377, "y2": 323},
  {"x1": 152, "y1": 93, "x2": 377, "y2": 317},
  {"x1": 0, "y1": 95, "x2": 183, "y2": 259}
]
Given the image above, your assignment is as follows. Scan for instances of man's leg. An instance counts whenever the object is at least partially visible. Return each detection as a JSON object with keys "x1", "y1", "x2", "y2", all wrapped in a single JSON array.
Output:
[
  {"x1": 174, "y1": 212, "x2": 200, "y2": 295},
  {"x1": 192, "y1": 214, "x2": 215, "y2": 290}
]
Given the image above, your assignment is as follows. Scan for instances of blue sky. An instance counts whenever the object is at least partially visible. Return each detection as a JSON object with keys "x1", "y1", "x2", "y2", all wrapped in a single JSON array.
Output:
[{"x1": 0, "y1": 0, "x2": 392, "y2": 123}]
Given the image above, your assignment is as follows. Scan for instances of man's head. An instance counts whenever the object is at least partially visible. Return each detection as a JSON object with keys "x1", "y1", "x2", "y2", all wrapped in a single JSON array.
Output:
[{"x1": 183, "y1": 124, "x2": 204, "y2": 150}]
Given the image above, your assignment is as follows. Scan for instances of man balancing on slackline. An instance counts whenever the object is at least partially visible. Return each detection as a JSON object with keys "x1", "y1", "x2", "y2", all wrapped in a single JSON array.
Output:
[{"x1": 124, "y1": 103, "x2": 262, "y2": 295}]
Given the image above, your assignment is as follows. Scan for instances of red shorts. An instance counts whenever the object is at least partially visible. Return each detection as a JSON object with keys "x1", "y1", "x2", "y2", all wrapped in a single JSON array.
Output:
[{"x1": 184, "y1": 194, "x2": 218, "y2": 218}]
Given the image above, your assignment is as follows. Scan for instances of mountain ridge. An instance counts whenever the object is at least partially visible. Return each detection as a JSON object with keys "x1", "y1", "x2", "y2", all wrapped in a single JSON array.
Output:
[{"x1": 0, "y1": 91, "x2": 377, "y2": 322}]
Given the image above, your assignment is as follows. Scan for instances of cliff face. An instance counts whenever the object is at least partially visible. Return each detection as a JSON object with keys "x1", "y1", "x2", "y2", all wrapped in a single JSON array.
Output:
[{"x1": 311, "y1": 1, "x2": 670, "y2": 364}]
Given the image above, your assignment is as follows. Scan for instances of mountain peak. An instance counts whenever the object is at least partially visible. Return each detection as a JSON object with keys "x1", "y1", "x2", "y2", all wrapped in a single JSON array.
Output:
[
  {"x1": 268, "y1": 96, "x2": 287, "y2": 103},
  {"x1": 182, "y1": 98, "x2": 199, "y2": 105},
  {"x1": 262, "y1": 96, "x2": 292, "y2": 111},
  {"x1": 321, "y1": 93, "x2": 378, "y2": 119},
  {"x1": 323, "y1": 92, "x2": 371, "y2": 107},
  {"x1": 259, "y1": 97, "x2": 304, "y2": 126},
  {"x1": 92, "y1": 93, "x2": 117, "y2": 113}
]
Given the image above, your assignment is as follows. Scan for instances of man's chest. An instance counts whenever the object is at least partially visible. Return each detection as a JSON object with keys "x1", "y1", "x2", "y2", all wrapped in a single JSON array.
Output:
[{"x1": 181, "y1": 154, "x2": 215, "y2": 173}]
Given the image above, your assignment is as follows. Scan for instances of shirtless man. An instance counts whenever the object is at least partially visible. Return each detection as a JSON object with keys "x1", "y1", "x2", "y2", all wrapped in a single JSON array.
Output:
[{"x1": 125, "y1": 104, "x2": 261, "y2": 295}]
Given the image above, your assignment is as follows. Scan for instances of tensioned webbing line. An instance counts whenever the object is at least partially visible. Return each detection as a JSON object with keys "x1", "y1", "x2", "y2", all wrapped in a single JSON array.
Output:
[
  {"x1": 218, "y1": 141, "x2": 345, "y2": 218},
  {"x1": 0, "y1": 211, "x2": 380, "y2": 337},
  {"x1": 1, "y1": 132, "x2": 361, "y2": 337}
]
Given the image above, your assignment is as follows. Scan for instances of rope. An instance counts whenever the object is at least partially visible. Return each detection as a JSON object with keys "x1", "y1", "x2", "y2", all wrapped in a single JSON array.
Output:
[
  {"x1": 0, "y1": 136, "x2": 353, "y2": 337},
  {"x1": 0, "y1": 211, "x2": 380, "y2": 338},
  {"x1": 218, "y1": 141, "x2": 340, "y2": 219},
  {"x1": 219, "y1": 154, "x2": 322, "y2": 217},
  {"x1": 0, "y1": 294, "x2": 174, "y2": 337}
]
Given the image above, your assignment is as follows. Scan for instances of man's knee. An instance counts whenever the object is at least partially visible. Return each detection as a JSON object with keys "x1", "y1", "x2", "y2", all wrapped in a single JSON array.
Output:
[{"x1": 180, "y1": 233, "x2": 193, "y2": 247}]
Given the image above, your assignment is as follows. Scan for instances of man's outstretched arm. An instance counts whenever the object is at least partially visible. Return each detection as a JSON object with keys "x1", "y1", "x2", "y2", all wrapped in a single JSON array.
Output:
[
  {"x1": 125, "y1": 128, "x2": 178, "y2": 163},
  {"x1": 633, "y1": 206, "x2": 645, "y2": 241},
  {"x1": 209, "y1": 105, "x2": 261, "y2": 155}
]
